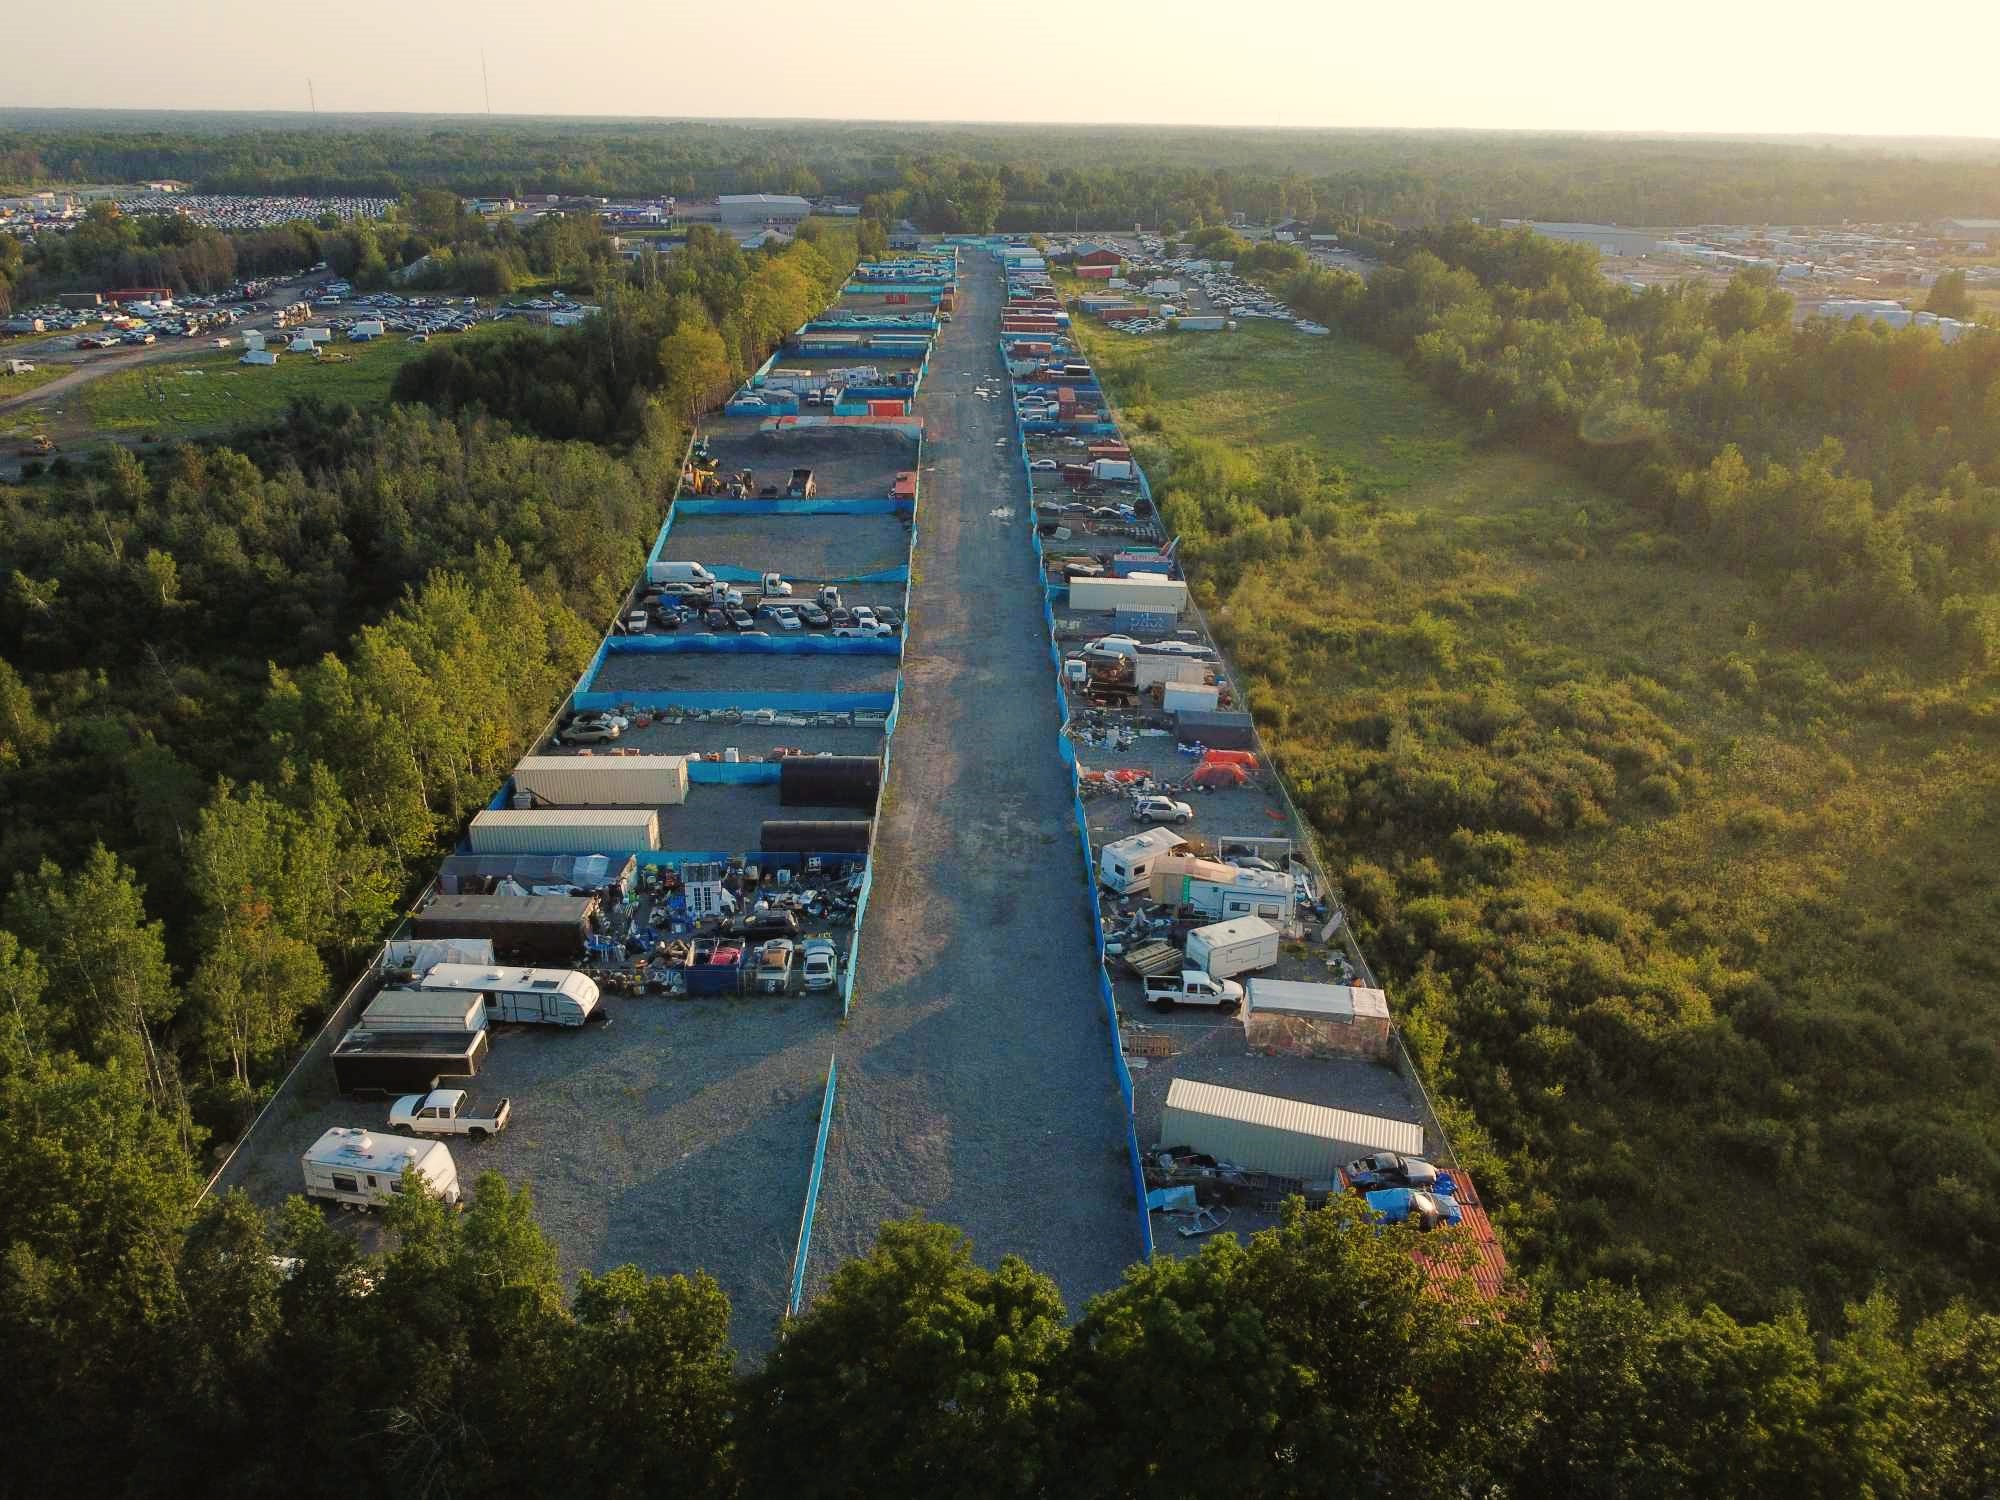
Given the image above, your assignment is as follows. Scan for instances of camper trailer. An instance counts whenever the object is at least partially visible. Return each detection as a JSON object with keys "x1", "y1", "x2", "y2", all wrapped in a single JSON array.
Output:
[
  {"x1": 1097, "y1": 826, "x2": 1190, "y2": 895},
  {"x1": 299, "y1": 1127, "x2": 461, "y2": 1209},
  {"x1": 416, "y1": 962, "x2": 602, "y2": 1027}
]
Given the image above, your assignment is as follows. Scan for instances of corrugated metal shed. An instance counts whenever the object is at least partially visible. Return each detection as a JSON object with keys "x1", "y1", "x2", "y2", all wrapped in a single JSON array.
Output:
[
  {"x1": 468, "y1": 807, "x2": 660, "y2": 854},
  {"x1": 511, "y1": 754, "x2": 689, "y2": 807},
  {"x1": 1246, "y1": 979, "x2": 1390, "y2": 1021},
  {"x1": 1159, "y1": 1078, "x2": 1422, "y2": 1179}
]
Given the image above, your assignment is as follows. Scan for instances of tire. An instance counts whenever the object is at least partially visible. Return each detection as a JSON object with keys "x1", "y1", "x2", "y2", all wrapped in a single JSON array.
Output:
[
  {"x1": 1152, "y1": 997, "x2": 1175, "y2": 1012},
  {"x1": 468, "y1": 1128, "x2": 487, "y2": 1141}
]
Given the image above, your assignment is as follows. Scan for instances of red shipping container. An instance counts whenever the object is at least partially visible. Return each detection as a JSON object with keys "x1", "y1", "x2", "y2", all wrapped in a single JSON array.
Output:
[{"x1": 868, "y1": 399, "x2": 907, "y2": 416}]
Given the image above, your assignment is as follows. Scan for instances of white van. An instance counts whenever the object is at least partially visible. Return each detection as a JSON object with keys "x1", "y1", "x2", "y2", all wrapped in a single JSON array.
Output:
[
  {"x1": 647, "y1": 560, "x2": 716, "y2": 587},
  {"x1": 300, "y1": 1127, "x2": 461, "y2": 1209}
]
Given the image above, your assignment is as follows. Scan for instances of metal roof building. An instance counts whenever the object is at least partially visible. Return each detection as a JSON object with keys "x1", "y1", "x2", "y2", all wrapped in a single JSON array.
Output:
[
  {"x1": 719, "y1": 193, "x2": 811, "y2": 225},
  {"x1": 1159, "y1": 1078, "x2": 1423, "y2": 1180}
]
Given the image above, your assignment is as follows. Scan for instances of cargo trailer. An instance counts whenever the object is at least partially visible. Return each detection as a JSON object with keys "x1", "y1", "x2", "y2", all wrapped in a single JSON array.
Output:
[
  {"x1": 360, "y1": 988, "x2": 488, "y2": 1034},
  {"x1": 468, "y1": 807, "x2": 660, "y2": 854},
  {"x1": 330, "y1": 1026, "x2": 489, "y2": 1096},
  {"x1": 1184, "y1": 916, "x2": 1282, "y2": 980},
  {"x1": 417, "y1": 962, "x2": 602, "y2": 1027},
  {"x1": 1097, "y1": 827, "x2": 1190, "y2": 894},
  {"x1": 409, "y1": 893, "x2": 595, "y2": 963},
  {"x1": 510, "y1": 754, "x2": 689, "y2": 808},
  {"x1": 1158, "y1": 1078, "x2": 1423, "y2": 1180},
  {"x1": 1172, "y1": 709, "x2": 1258, "y2": 751},
  {"x1": 760, "y1": 819, "x2": 872, "y2": 853}
]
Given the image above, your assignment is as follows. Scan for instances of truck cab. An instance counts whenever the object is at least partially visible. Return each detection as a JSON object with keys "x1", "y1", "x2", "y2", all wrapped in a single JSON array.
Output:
[
  {"x1": 1142, "y1": 970, "x2": 1244, "y2": 1011},
  {"x1": 787, "y1": 468, "x2": 817, "y2": 498}
]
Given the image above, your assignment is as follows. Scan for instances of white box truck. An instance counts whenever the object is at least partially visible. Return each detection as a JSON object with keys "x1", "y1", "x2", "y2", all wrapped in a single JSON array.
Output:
[
  {"x1": 1185, "y1": 915, "x2": 1282, "y2": 980},
  {"x1": 300, "y1": 1127, "x2": 461, "y2": 1209},
  {"x1": 417, "y1": 962, "x2": 601, "y2": 1026},
  {"x1": 360, "y1": 988, "x2": 488, "y2": 1034}
]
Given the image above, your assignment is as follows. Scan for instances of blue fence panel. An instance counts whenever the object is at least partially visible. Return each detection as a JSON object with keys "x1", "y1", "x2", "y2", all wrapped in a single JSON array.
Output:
[
  {"x1": 571, "y1": 689, "x2": 897, "y2": 715},
  {"x1": 788, "y1": 1054, "x2": 839, "y2": 1316},
  {"x1": 842, "y1": 860, "x2": 874, "y2": 1016},
  {"x1": 684, "y1": 761, "x2": 783, "y2": 785},
  {"x1": 674, "y1": 497, "x2": 914, "y2": 518}
]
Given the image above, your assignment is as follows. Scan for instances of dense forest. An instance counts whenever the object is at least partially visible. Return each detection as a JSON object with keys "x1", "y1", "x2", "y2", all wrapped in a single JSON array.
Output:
[
  {"x1": 1080, "y1": 223, "x2": 2000, "y2": 1327},
  {"x1": 6, "y1": 111, "x2": 2000, "y2": 226}
]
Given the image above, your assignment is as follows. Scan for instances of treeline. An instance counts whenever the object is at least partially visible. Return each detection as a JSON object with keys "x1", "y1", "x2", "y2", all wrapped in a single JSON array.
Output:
[
  {"x1": 1276, "y1": 229, "x2": 2000, "y2": 659},
  {"x1": 4, "y1": 1154, "x2": 1997, "y2": 1500},
  {"x1": 394, "y1": 220, "x2": 869, "y2": 441},
  {"x1": 0, "y1": 404, "x2": 673, "y2": 1134},
  {"x1": 0, "y1": 201, "x2": 324, "y2": 312},
  {"x1": 7, "y1": 113, "x2": 2000, "y2": 227}
]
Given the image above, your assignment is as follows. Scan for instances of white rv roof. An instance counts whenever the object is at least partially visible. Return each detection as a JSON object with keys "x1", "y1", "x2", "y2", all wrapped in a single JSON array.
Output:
[
  {"x1": 303, "y1": 1127, "x2": 446, "y2": 1173},
  {"x1": 1104, "y1": 827, "x2": 1188, "y2": 859}
]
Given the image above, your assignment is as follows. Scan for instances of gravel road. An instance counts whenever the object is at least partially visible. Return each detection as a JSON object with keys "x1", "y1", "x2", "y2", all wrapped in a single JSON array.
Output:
[{"x1": 804, "y1": 255, "x2": 1138, "y2": 1313}]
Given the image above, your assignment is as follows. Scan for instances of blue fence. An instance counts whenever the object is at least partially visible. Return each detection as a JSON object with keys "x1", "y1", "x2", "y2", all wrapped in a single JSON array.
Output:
[
  {"x1": 684, "y1": 760, "x2": 782, "y2": 785},
  {"x1": 570, "y1": 688, "x2": 897, "y2": 715},
  {"x1": 788, "y1": 1053, "x2": 839, "y2": 1316},
  {"x1": 673, "y1": 496, "x2": 917, "y2": 520}
]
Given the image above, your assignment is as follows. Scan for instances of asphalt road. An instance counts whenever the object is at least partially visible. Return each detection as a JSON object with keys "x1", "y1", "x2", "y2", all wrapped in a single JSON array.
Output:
[{"x1": 803, "y1": 254, "x2": 1137, "y2": 1312}]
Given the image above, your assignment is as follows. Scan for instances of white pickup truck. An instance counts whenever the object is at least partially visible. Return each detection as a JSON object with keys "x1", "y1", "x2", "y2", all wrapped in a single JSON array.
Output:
[
  {"x1": 1142, "y1": 970, "x2": 1244, "y2": 1011},
  {"x1": 388, "y1": 1088, "x2": 512, "y2": 1139}
]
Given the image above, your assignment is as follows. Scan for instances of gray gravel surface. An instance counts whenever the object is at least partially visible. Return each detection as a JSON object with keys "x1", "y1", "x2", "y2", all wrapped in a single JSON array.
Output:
[
  {"x1": 590, "y1": 649, "x2": 901, "y2": 698},
  {"x1": 657, "y1": 784, "x2": 870, "y2": 858},
  {"x1": 661, "y1": 513, "x2": 915, "y2": 581},
  {"x1": 701, "y1": 416, "x2": 919, "y2": 500},
  {"x1": 805, "y1": 257, "x2": 1137, "y2": 1314},
  {"x1": 568, "y1": 722, "x2": 887, "y2": 759},
  {"x1": 216, "y1": 993, "x2": 840, "y2": 1356}
]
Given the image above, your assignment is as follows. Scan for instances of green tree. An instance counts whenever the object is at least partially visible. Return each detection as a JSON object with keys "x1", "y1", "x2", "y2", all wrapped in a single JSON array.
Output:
[
  {"x1": 1926, "y1": 268, "x2": 1975, "y2": 319},
  {"x1": 742, "y1": 1218, "x2": 1069, "y2": 1498}
]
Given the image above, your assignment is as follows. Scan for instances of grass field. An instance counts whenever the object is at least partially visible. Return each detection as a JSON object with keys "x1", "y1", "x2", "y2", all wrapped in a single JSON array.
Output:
[
  {"x1": 1072, "y1": 311, "x2": 2000, "y2": 1320},
  {"x1": 79, "y1": 328, "x2": 497, "y2": 437},
  {"x1": 0, "y1": 363, "x2": 68, "y2": 400}
]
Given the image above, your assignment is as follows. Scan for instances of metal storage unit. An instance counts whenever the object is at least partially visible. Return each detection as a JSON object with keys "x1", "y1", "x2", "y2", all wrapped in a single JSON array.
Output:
[
  {"x1": 435, "y1": 853, "x2": 635, "y2": 897},
  {"x1": 760, "y1": 819, "x2": 872, "y2": 853},
  {"x1": 410, "y1": 894, "x2": 595, "y2": 963},
  {"x1": 779, "y1": 755, "x2": 882, "y2": 809},
  {"x1": 468, "y1": 807, "x2": 660, "y2": 854},
  {"x1": 1158, "y1": 1078, "x2": 1422, "y2": 1180},
  {"x1": 511, "y1": 755, "x2": 689, "y2": 808},
  {"x1": 1245, "y1": 978, "x2": 1394, "y2": 1060},
  {"x1": 1070, "y1": 573, "x2": 1188, "y2": 615},
  {"x1": 331, "y1": 1027, "x2": 490, "y2": 1096},
  {"x1": 1162, "y1": 682, "x2": 1222, "y2": 714},
  {"x1": 360, "y1": 989, "x2": 487, "y2": 1034},
  {"x1": 1173, "y1": 710, "x2": 1258, "y2": 751}
]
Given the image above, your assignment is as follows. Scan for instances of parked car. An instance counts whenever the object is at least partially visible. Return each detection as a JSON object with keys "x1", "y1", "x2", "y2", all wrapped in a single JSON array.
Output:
[
  {"x1": 768, "y1": 605, "x2": 802, "y2": 631},
  {"x1": 754, "y1": 939, "x2": 795, "y2": 994},
  {"x1": 1134, "y1": 796, "x2": 1195, "y2": 824},
  {"x1": 1030, "y1": 458, "x2": 1059, "y2": 471},
  {"x1": 389, "y1": 1089, "x2": 512, "y2": 1140},
  {"x1": 558, "y1": 719, "x2": 621, "y2": 745},
  {"x1": 726, "y1": 607, "x2": 755, "y2": 630},
  {"x1": 735, "y1": 908, "x2": 802, "y2": 940},
  {"x1": 1345, "y1": 1153, "x2": 1442, "y2": 1192},
  {"x1": 797, "y1": 603, "x2": 829, "y2": 627},
  {"x1": 800, "y1": 937, "x2": 839, "y2": 992},
  {"x1": 833, "y1": 622, "x2": 895, "y2": 639},
  {"x1": 623, "y1": 609, "x2": 650, "y2": 633}
]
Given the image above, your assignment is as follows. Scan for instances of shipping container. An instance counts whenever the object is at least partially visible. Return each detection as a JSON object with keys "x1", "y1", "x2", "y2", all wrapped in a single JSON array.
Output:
[
  {"x1": 1069, "y1": 574, "x2": 1189, "y2": 614},
  {"x1": 410, "y1": 893, "x2": 595, "y2": 963},
  {"x1": 1184, "y1": 916, "x2": 1282, "y2": 980},
  {"x1": 779, "y1": 755, "x2": 882, "y2": 809},
  {"x1": 511, "y1": 754, "x2": 689, "y2": 808},
  {"x1": 760, "y1": 819, "x2": 872, "y2": 853},
  {"x1": 360, "y1": 988, "x2": 487, "y2": 1034},
  {"x1": 435, "y1": 853, "x2": 635, "y2": 897},
  {"x1": 1133, "y1": 654, "x2": 1210, "y2": 690},
  {"x1": 1173, "y1": 709, "x2": 1258, "y2": 751},
  {"x1": 1244, "y1": 978, "x2": 1393, "y2": 1059},
  {"x1": 867, "y1": 398, "x2": 908, "y2": 416},
  {"x1": 468, "y1": 807, "x2": 660, "y2": 854},
  {"x1": 1158, "y1": 1078, "x2": 1422, "y2": 1179}
]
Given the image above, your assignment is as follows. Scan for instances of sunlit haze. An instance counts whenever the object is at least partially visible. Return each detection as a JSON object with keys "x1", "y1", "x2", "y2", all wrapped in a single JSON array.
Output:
[{"x1": 10, "y1": 0, "x2": 2000, "y2": 137}]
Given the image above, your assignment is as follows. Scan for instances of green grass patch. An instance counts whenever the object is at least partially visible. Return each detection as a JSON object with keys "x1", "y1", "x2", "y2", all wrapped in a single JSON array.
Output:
[{"x1": 79, "y1": 329, "x2": 499, "y2": 436}]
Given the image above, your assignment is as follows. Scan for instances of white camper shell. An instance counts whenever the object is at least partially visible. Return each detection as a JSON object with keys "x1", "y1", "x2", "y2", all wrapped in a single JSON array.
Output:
[
  {"x1": 300, "y1": 1127, "x2": 461, "y2": 1209},
  {"x1": 416, "y1": 962, "x2": 602, "y2": 1026}
]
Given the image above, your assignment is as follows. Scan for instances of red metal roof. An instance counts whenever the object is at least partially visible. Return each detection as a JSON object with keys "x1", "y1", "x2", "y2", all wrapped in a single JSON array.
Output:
[{"x1": 1412, "y1": 1169, "x2": 1509, "y2": 1304}]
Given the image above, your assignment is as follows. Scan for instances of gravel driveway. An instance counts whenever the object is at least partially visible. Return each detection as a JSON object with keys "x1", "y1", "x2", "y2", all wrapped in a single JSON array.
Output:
[{"x1": 804, "y1": 256, "x2": 1138, "y2": 1315}]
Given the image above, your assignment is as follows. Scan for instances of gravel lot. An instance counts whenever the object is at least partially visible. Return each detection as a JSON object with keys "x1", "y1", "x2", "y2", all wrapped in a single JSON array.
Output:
[
  {"x1": 657, "y1": 783, "x2": 871, "y2": 858},
  {"x1": 805, "y1": 256, "x2": 1137, "y2": 1314},
  {"x1": 661, "y1": 512, "x2": 915, "y2": 582},
  {"x1": 700, "y1": 415, "x2": 919, "y2": 501},
  {"x1": 563, "y1": 721, "x2": 886, "y2": 759},
  {"x1": 589, "y1": 648, "x2": 901, "y2": 698},
  {"x1": 1078, "y1": 728, "x2": 1294, "y2": 851},
  {"x1": 215, "y1": 992, "x2": 840, "y2": 1356}
]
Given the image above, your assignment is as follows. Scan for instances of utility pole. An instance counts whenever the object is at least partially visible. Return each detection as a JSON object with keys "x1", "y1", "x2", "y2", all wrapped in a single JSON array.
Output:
[
  {"x1": 307, "y1": 77, "x2": 317, "y2": 115},
  {"x1": 482, "y1": 51, "x2": 492, "y2": 114}
]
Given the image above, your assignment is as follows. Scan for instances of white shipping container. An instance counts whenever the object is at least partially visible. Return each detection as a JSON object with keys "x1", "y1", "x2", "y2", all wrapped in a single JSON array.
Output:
[
  {"x1": 1162, "y1": 681, "x2": 1221, "y2": 714},
  {"x1": 1159, "y1": 1078, "x2": 1422, "y2": 1180},
  {"x1": 1134, "y1": 654, "x2": 1210, "y2": 690},
  {"x1": 1069, "y1": 574, "x2": 1188, "y2": 614},
  {"x1": 468, "y1": 807, "x2": 660, "y2": 855},
  {"x1": 512, "y1": 754, "x2": 689, "y2": 807}
]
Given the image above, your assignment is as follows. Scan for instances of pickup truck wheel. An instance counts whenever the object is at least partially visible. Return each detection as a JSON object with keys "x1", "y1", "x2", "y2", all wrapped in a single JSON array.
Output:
[
  {"x1": 468, "y1": 1127, "x2": 488, "y2": 1141},
  {"x1": 1151, "y1": 997, "x2": 1175, "y2": 1012}
]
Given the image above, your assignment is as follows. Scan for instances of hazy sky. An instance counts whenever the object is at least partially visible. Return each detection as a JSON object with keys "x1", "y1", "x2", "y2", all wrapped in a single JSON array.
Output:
[{"x1": 10, "y1": 0, "x2": 2000, "y2": 138}]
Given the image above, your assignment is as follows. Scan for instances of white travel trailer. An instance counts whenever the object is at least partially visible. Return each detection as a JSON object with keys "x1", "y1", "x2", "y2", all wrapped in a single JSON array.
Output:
[
  {"x1": 300, "y1": 1127, "x2": 461, "y2": 1209},
  {"x1": 417, "y1": 962, "x2": 602, "y2": 1026}
]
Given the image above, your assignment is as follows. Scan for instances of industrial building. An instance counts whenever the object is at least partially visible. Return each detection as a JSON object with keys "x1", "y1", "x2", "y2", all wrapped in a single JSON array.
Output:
[
  {"x1": 1515, "y1": 221, "x2": 1668, "y2": 258},
  {"x1": 719, "y1": 193, "x2": 812, "y2": 227}
]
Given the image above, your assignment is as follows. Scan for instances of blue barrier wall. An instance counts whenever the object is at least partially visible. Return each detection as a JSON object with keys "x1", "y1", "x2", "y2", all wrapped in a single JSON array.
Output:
[
  {"x1": 685, "y1": 761, "x2": 783, "y2": 785},
  {"x1": 675, "y1": 497, "x2": 914, "y2": 518},
  {"x1": 788, "y1": 1054, "x2": 839, "y2": 1315},
  {"x1": 571, "y1": 689, "x2": 897, "y2": 714}
]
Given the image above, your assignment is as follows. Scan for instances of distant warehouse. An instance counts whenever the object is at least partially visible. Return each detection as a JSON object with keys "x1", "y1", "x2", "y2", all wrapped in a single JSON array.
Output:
[{"x1": 720, "y1": 193, "x2": 811, "y2": 227}]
